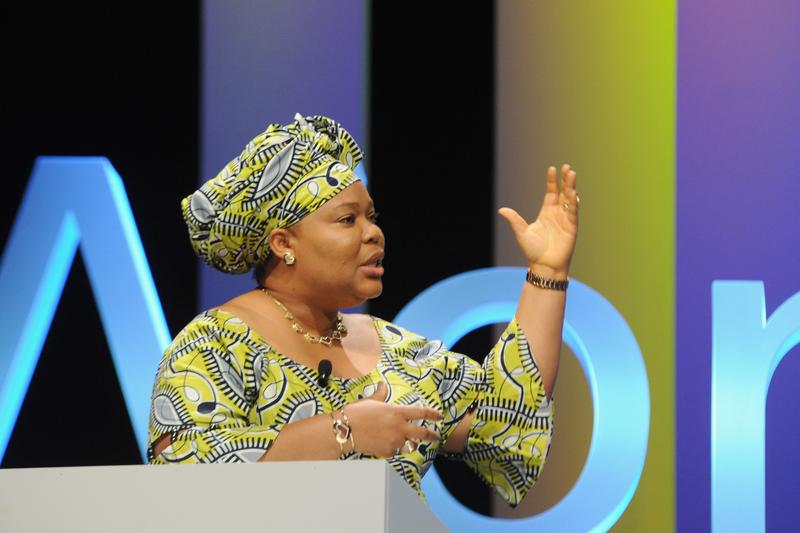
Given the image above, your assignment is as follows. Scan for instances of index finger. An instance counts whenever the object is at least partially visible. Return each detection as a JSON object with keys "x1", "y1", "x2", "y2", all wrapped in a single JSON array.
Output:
[{"x1": 396, "y1": 405, "x2": 443, "y2": 421}]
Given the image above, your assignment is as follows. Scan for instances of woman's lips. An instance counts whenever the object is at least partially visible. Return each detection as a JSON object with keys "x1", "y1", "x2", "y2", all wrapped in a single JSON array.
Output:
[
  {"x1": 360, "y1": 251, "x2": 385, "y2": 277},
  {"x1": 359, "y1": 264, "x2": 385, "y2": 277}
]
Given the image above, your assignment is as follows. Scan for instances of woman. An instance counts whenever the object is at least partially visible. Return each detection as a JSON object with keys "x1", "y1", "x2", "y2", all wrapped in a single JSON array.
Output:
[{"x1": 148, "y1": 114, "x2": 578, "y2": 508}]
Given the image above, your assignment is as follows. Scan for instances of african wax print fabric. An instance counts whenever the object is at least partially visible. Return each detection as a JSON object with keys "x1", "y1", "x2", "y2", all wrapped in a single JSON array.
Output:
[
  {"x1": 182, "y1": 114, "x2": 363, "y2": 274},
  {"x1": 147, "y1": 310, "x2": 554, "y2": 507}
]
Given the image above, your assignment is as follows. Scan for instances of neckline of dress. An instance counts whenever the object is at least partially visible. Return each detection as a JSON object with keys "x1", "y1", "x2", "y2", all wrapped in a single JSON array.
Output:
[{"x1": 206, "y1": 308, "x2": 388, "y2": 384}]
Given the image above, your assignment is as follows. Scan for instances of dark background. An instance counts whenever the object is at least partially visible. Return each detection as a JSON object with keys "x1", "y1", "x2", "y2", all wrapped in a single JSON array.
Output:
[
  {"x1": 1, "y1": 2, "x2": 498, "y2": 515},
  {"x1": 369, "y1": 3, "x2": 495, "y2": 513},
  {"x1": 1, "y1": 4, "x2": 200, "y2": 466}
]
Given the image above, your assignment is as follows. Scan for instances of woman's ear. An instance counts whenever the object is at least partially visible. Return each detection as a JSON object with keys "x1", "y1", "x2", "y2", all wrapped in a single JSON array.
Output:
[{"x1": 268, "y1": 228, "x2": 292, "y2": 258}]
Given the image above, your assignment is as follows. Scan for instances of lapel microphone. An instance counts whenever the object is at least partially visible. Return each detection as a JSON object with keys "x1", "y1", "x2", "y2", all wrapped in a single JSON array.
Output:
[{"x1": 317, "y1": 359, "x2": 333, "y2": 388}]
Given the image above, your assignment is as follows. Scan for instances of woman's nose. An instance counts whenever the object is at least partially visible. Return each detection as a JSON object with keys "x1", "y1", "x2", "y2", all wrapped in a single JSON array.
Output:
[{"x1": 363, "y1": 221, "x2": 384, "y2": 245}]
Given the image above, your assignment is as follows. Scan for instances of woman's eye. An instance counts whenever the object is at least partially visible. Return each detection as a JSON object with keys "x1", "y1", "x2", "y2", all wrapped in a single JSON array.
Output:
[{"x1": 338, "y1": 212, "x2": 378, "y2": 224}]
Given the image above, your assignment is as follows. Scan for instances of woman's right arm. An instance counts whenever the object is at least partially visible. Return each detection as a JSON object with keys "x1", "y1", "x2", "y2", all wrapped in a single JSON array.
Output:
[{"x1": 151, "y1": 383, "x2": 440, "y2": 461}]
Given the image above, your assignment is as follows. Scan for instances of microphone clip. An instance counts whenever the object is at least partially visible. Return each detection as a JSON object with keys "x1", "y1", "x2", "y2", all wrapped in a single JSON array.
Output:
[{"x1": 317, "y1": 359, "x2": 333, "y2": 388}]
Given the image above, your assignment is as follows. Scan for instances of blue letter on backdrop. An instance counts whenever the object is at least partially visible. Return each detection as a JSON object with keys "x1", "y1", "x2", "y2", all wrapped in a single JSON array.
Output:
[
  {"x1": 711, "y1": 281, "x2": 800, "y2": 533},
  {"x1": 395, "y1": 268, "x2": 650, "y2": 533},
  {"x1": 0, "y1": 157, "x2": 170, "y2": 461}
]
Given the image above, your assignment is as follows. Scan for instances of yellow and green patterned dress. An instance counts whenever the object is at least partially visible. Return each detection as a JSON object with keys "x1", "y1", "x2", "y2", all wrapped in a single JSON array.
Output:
[{"x1": 147, "y1": 309, "x2": 554, "y2": 507}]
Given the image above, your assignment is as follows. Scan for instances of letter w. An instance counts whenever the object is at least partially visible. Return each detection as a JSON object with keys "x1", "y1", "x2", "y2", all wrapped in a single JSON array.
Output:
[{"x1": 0, "y1": 157, "x2": 170, "y2": 461}]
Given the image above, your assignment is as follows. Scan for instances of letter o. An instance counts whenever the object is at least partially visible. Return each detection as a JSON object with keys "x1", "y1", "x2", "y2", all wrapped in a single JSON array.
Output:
[{"x1": 394, "y1": 267, "x2": 650, "y2": 532}]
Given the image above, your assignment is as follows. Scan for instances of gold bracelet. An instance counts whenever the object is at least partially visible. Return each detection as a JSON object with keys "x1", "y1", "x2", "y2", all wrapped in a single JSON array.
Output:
[
  {"x1": 526, "y1": 269, "x2": 569, "y2": 291},
  {"x1": 330, "y1": 410, "x2": 355, "y2": 457}
]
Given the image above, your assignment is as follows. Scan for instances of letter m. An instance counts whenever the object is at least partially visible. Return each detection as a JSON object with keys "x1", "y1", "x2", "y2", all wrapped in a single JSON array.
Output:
[
  {"x1": 711, "y1": 281, "x2": 800, "y2": 532},
  {"x1": 0, "y1": 157, "x2": 170, "y2": 461}
]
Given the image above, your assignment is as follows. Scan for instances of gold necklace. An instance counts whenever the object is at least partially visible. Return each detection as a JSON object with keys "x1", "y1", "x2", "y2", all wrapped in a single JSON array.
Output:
[{"x1": 259, "y1": 287, "x2": 347, "y2": 346}]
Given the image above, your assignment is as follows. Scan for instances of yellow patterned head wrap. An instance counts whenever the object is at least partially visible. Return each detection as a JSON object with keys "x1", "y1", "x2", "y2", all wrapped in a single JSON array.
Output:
[{"x1": 182, "y1": 114, "x2": 363, "y2": 274}]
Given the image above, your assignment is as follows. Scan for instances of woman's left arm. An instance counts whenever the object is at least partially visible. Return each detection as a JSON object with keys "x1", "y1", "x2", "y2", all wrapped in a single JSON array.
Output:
[
  {"x1": 500, "y1": 163, "x2": 579, "y2": 400},
  {"x1": 444, "y1": 164, "x2": 578, "y2": 453}
]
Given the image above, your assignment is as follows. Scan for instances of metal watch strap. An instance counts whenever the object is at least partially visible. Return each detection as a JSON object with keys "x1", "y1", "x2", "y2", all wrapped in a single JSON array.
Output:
[{"x1": 526, "y1": 269, "x2": 569, "y2": 291}]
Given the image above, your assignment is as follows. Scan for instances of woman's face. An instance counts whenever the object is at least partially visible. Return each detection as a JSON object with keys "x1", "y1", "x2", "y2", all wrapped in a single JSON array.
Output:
[{"x1": 287, "y1": 181, "x2": 385, "y2": 307}]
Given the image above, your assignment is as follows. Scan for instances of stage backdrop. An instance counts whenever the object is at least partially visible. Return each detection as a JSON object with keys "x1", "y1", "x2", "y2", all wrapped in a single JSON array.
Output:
[
  {"x1": 676, "y1": 1, "x2": 800, "y2": 532},
  {"x1": 494, "y1": 2, "x2": 675, "y2": 531}
]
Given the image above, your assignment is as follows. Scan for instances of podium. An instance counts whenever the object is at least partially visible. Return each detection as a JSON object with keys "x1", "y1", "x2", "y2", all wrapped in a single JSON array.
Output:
[{"x1": 0, "y1": 460, "x2": 449, "y2": 533}]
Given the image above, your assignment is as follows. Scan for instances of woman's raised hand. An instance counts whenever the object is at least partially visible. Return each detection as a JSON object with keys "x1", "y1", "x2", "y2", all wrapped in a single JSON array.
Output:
[
  {"x1": 344, "y1": 382, "x2": 442, "y2": 457},
  {"x1": 498, "y1": 164, "x2": 579, "y2": 276}
]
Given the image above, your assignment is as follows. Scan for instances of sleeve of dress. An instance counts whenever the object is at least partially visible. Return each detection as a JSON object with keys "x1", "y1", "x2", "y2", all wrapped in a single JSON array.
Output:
[
  {"x1": 147, "y1": 314, "x2": 278, "y2": 464},
  {"x1": 441, "y1": 317, "x2": 555, "y2": 507}
]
